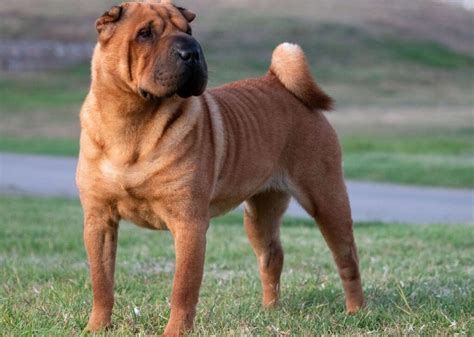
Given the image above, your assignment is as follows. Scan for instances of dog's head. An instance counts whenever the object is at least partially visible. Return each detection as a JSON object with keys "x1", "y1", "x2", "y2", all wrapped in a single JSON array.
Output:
[{"x1": 94, "y1": 0, "x2": 207, "y2": 100}]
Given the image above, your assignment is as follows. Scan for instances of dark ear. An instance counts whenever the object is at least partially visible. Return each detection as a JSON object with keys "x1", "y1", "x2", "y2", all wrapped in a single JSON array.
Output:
[
  {"x1": 176, "y1": 6, "x2": 196, "y2": 23},
  {"x1": 96, "y1": 5, "x2": 124, "y2": 43}
]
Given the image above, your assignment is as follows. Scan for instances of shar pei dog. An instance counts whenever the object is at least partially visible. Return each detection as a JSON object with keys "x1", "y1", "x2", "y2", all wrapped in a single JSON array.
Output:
[{"x1": 76, "y1": 0, "x2": 364, "y2": 335}]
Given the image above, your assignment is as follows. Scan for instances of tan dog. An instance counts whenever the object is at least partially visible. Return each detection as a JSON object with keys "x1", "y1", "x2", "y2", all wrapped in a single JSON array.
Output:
[{"x1": 76, "y1": 1, "x2": 364, "y2": 335}]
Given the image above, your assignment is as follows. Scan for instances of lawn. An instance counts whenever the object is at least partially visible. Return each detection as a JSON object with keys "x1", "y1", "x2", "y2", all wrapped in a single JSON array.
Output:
[
  {"x1": 0, "y1": 196, "x2": 472, "y2": 335},
  {"x1": 341, "y1": 132, "x2": 474, "y2": 188}
]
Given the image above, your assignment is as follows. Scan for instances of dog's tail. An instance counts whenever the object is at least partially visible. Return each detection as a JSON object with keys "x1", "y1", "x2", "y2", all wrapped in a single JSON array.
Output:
[{"x1": 269, "y1": 43, "x2": 333, "y2": 111}]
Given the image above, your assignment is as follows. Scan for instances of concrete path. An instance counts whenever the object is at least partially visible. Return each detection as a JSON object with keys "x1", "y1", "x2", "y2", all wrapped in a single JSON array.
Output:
[{"x1": 1, "y1": 152, "x2": 472, "y2": 224}]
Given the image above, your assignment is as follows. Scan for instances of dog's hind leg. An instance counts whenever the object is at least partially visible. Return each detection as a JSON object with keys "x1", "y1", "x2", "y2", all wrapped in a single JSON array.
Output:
[
  {"x1": 244, "y1": 190, "x2": 291, "y2": 308},
  {"x1": 289, "y1": 162, "x2": 364, "y2": 313}
]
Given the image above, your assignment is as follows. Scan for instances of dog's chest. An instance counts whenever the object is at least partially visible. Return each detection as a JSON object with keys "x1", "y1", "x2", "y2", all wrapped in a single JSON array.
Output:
[
  {"x1": 97, "y1": 158, "x2": 180, "y2": 230},
  {"x1": 116, "y1": 198, "x2": 168, "y2": 230}
]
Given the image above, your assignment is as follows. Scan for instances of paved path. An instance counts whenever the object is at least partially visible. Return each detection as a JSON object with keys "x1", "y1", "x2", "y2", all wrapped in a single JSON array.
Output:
[{"x1": 1, "y1": 153, "x2": 472, "y2": 224}]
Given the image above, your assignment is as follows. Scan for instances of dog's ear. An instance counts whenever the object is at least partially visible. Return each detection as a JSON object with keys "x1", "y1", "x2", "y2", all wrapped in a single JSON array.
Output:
[
  {"x1": 160, "y1": 0, "x2": 196, "y2": 23},
  {"x1": 96, "y1": 5, "x2": 124, "y2": 43},
  {"x1": 176, "y1": 6, "x2": 196, "y2": 23}
]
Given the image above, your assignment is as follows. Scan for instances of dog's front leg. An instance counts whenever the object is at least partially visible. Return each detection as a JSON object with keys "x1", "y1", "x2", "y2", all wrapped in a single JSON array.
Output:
[
  {"x1": 163, "y1": 221, "x2": 208, "y2": 337},
  {"x1": 83, "y1": 211, "x2": 118, "y2": 332}
]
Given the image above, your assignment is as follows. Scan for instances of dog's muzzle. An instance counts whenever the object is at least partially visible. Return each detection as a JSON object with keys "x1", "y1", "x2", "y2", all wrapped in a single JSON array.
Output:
[
  {"x1": 173, "y1": 35, "x2": 207, "y2": 98},
  {"x1": 158, "y1": 34, "x2": 208, "y2": 98}
]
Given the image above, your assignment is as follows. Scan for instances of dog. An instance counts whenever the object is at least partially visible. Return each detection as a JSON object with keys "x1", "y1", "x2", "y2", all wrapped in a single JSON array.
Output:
[{"x1": 76, "y1": 1, "x2": 364, "y2": 335}]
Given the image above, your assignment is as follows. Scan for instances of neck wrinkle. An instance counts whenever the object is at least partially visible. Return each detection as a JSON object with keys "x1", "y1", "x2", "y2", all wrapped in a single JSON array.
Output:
[{"x1": 84, "y1": 84, "x2": 190, "y2": 164}]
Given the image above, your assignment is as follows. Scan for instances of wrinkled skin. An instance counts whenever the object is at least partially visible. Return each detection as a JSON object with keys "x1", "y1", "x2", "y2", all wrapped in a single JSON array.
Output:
[
  {"x1": 77, "y1": 1, "x2": 364, "y2": 336},
  {"x1": 94, "y1": 2, "x2": 207, "y2": 100}
]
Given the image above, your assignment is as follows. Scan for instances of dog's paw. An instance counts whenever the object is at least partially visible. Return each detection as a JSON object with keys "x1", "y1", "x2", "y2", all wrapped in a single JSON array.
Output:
[
  {"x1": 83, "y1": 317, "x2": 112, "y2": 333},
  {"x1": 346, "y1": 299, "x2": 365, "y2": 315},
  {"x1": 161, "y1": 320, "x2": 193, "y2": 337},
  {"x1": 262, "y1": 298, "x2": 279, "y2": 309}
]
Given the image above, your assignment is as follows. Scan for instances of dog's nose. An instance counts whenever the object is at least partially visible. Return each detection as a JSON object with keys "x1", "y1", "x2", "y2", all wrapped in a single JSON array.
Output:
[{"x1": 176, "y1": 46, "x2": 199, "y2": 63}]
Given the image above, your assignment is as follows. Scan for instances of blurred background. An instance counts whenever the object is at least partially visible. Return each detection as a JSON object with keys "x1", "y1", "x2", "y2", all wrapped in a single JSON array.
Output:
[
  {"x1": 1, "y1": 2, "x2": 473, "y2": 335},
  {"x1": 0, "y1": 0, "x2": 473, "y2": 188}
]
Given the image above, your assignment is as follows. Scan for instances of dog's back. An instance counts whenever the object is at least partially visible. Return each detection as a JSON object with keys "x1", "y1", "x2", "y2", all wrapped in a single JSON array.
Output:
[
  {"x1": 207, "y1": 43, "x2": 340, "y2": 215},
  {"x1": 210, "y1": 42, "x2": 332, "y2": 114}
]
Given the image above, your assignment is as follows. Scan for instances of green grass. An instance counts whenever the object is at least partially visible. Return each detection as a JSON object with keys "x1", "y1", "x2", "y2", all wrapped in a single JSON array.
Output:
[
  {"x1": 341, "y1": 134, "x2": 474, "y2": 188},
  {"x1": 383, "y1": 39, "x2": 474, "y2": 69},
  {"x1": 0, "y1": 137, "x2": 79, "y2": 156},
  {"x1": 0, "y1": 196, "x2": 472, "y2": 335},
  {"x1": 0, "y1": 64, "x2": 89, "y2": 112}
]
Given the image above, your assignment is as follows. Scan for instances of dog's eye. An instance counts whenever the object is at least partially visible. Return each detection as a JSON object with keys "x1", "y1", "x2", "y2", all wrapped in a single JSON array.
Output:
[{"x1": 137, "y1": 27, "x2": 153, "y2": 41}]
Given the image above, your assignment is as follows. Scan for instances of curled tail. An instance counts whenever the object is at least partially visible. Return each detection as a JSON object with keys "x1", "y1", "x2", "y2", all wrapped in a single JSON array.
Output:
[{"x1": 269, "y1": 43, "x2": 333, "y2": 111}]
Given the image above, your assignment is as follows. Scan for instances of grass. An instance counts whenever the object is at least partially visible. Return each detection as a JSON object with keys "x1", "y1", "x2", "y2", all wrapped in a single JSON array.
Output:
[
  {"x1": 0, "y1": 64, "x2": 89, "y2": 112},
  {"x1": 0, "y1": 196, "x2": 473, "y2": 335},
  {"x1": 341, "y1": 133, "x2": 474, "y2": 188},
  {"x1": 383, "y1": 38, "x2": 474, "y2": 69},
  {"x1": 0, "y1": 137, "x2": 79, "y2": 156}
]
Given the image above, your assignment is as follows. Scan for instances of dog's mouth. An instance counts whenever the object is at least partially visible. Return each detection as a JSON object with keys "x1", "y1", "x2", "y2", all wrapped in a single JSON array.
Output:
[
  {"x1": 139, "y1": 72, "x2": 207, "y2": 101},
  {"x1": 139, "y1": 88, "x2": 172, "y2": 101},
  {"x1": 176, "y1": 74, "x2": 197, "y2": 98},
  {"x1": 176, "y1": 66, "x2": 208, "y2": 98},
  {"x1": 138, "y1": 86, "x2": 184, "y2": 101},
  {"x1": 139, "y1": 88, "x2": 157, "y2": 101},
  {"x1": 139, "y1": 59, "x2": 208, "y2": 101}
]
